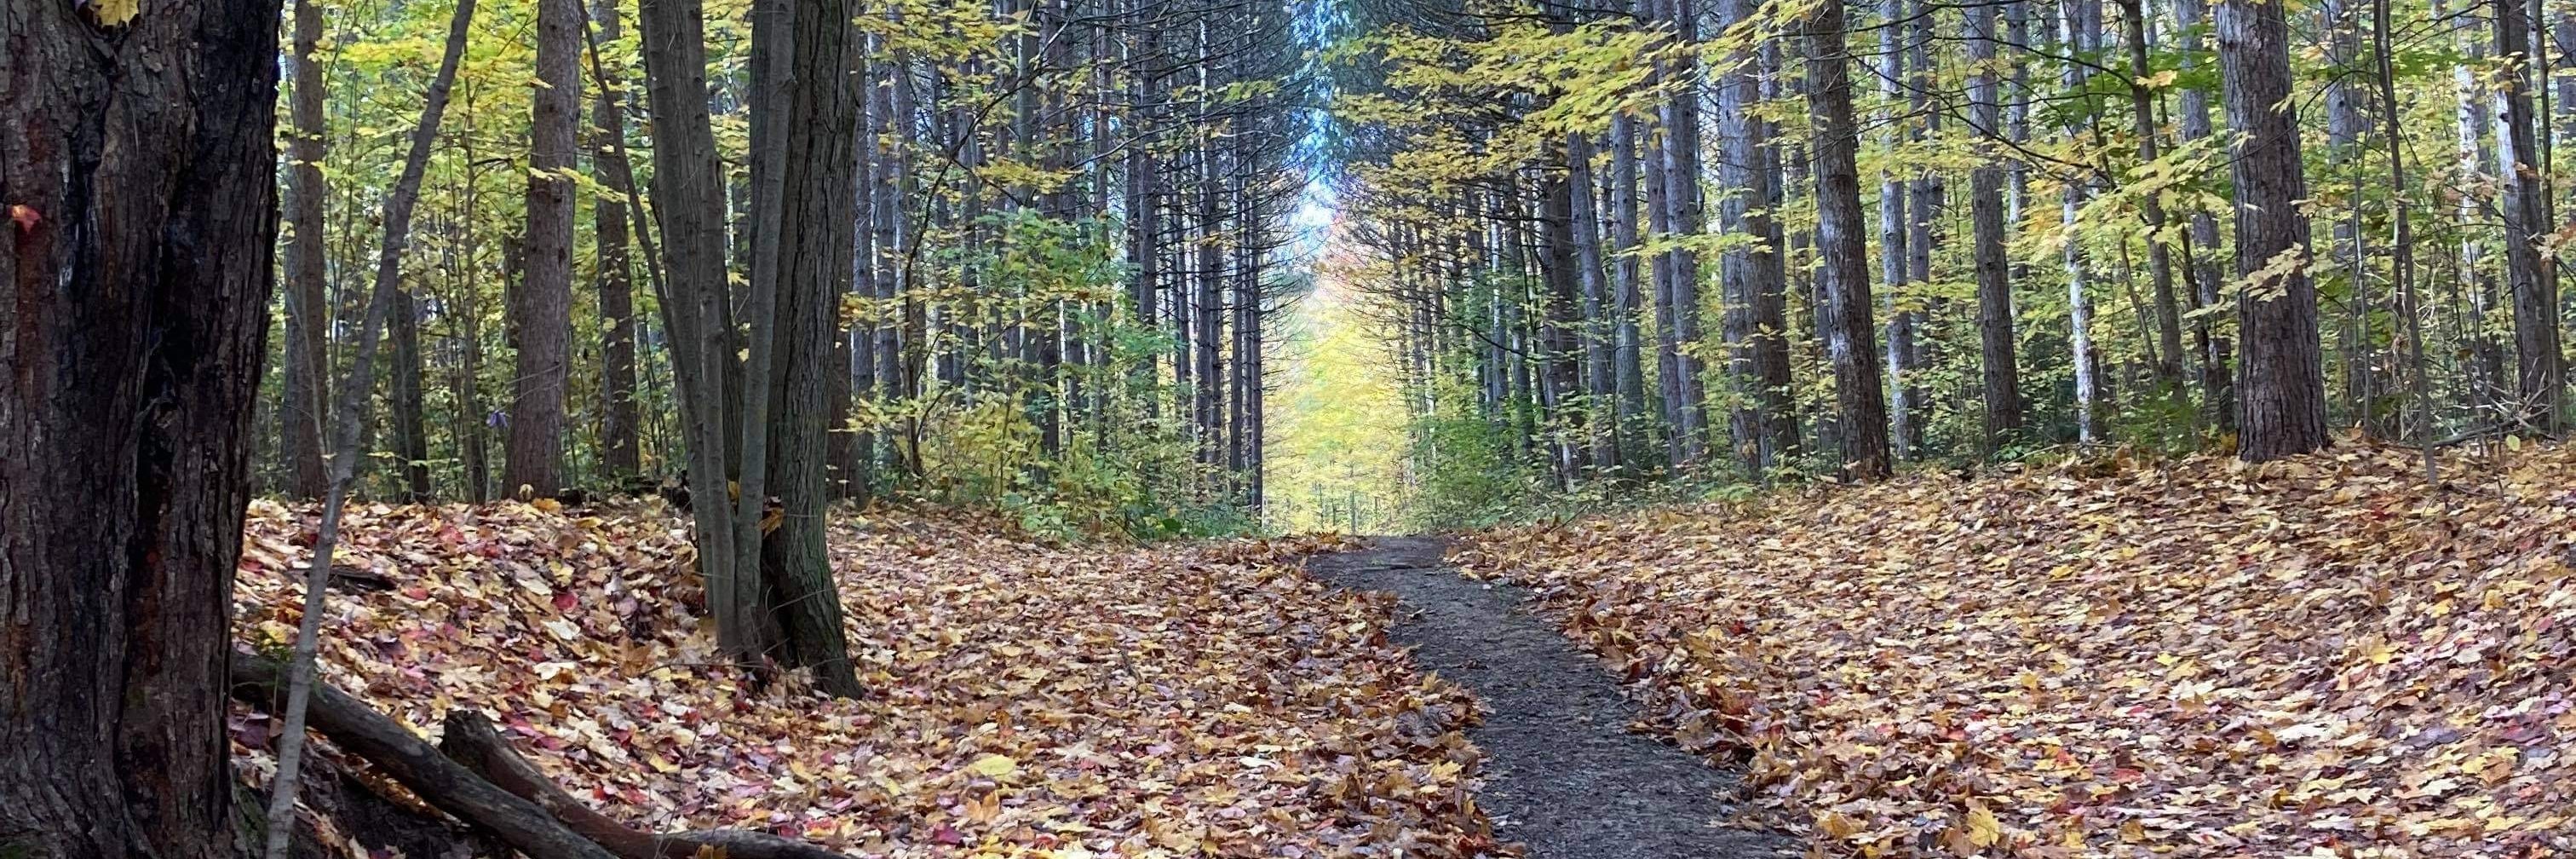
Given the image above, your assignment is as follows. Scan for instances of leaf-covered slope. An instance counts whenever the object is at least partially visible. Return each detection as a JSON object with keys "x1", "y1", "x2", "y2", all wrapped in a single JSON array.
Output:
[
  {"x1": 1458, "y1": 447, "x2": 2576, "y2": 858},
  {"x1": 235, "y1": 503, "x2": 1500, "y2": 857}
]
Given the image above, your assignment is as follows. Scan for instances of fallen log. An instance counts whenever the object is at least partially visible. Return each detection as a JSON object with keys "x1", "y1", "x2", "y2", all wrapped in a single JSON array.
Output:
[
  {"x1": 437, "y1": 710, "x2": 848, "y2": 859},
  {"x1": 232, "y1": 650, "x2": 622, "y2": 859},
  {"x1": 230, "y1": 649, "x2": 856, "y2": 859}
]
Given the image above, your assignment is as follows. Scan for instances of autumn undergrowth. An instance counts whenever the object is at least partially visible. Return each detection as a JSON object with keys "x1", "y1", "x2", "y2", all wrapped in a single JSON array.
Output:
[
  {"x1": 233, "y1": 501, "x2": 1502, "y2": 857},
  {"x1": 1458, "y1": 441, "x2": 2576, "y2": 858}
]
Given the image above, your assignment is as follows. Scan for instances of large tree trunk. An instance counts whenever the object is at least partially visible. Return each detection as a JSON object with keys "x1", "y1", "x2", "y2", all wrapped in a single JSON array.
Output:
[
  {"x1": 508, "y1": 0, "x2": 582, "y2": 494},
  {"x1": 760, "y1": 0, "x2": 865, "y2": 698},
  {"x1": 282, "y1": 0, "x2": 333, "y2": 499},
  {"x1": 0, "y1": 0, "x2": 283, "y2": 855},
  {"x1": 1803, "y1": 0, "x2": 1895, "y2": 480},
  {"x1": 2217, "y1": 0, "x2": 2330, "y2": 460}
]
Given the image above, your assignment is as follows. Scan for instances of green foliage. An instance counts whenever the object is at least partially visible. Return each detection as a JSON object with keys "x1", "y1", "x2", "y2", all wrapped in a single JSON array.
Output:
[
  {"x1": 858, "y1": 210, "x2": 1255, "y2": 542},
  {"x1": 1402, "y1": 393, "x2": 1538, "y2": 532}
]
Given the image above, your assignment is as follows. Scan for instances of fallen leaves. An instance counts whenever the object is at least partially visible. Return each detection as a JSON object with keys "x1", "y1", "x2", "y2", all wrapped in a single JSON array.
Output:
[
  {"x1": 233, "y1": 501, "x2": 1505, "y2": 857},
  {"x1": 1458, "y1": 444, "x2": 2576, "y2": 858}
]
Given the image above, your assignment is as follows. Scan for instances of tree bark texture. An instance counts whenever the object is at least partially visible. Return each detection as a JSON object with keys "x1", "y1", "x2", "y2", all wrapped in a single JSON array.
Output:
[
  {"x1": 0, "y1": 1, "x2": 284, "y2": 856},
  {"x1": 2216, "y1": 0, "x2": 2331, "y2": 460}
]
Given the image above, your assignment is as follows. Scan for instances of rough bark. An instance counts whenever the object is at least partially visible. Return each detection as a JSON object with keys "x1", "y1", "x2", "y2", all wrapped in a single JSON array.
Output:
[
  {"x1": 391, "y1": 288, "x2": 434, "y2": 502},
  {"x1": 639, "y1": 0, "x2": 751, "y2": 654},
  {"x1": 1657, "y1": 0, "x2": 1711, "y2": 464},
  {"x1": 508, "y1": 0, "x2": 582, "y2": 494},
  {"x1": 1606, "y1": 113, "x2": 1648, "y2": 455},
  {"x1": 2217, "y1": 0, "x2": 2330, "y2": 460},
  {"x1": 1716, "y1": 0, "x2": 1797, "y2": 475},
  {"x1": 0, "y1": 0, "x2": 283, "y2": 855},
  {"x1": 1803, "y1": 0, "x2": 1895, "y2": 480},
  {"x1": 760, "y1": 0, "x2": 865, "y2": 698},
  {"x1": 1567, "y1": 131, "x2": 1619, "y2": 470},
  {"x1": 1877, "y1": 0, "x2": 1912, "y2": 460}
]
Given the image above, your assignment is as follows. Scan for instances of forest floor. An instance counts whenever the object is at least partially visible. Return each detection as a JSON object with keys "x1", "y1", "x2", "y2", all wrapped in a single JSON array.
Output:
[
  {"x1": 230, "y1": 442, "x2": 2576, "y2": 859},
  {"x1": 1458, "y1": 443, "x2": 2576, "y2": 858},
  {"x1": 1304, "y1": 537, "x2": 1795, "y2": 858},
  {"x1": 233, "y1": 504, "x2": 1505, "y2": 857}
]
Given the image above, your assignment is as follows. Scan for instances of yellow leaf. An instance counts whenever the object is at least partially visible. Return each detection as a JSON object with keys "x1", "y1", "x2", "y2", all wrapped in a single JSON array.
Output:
[
  {"x1": 1964, "y1": 804, "x2": 2002, "y2": 848},
  {"x1": 89, "y1": 0, "x2": 139, "y2": 26},
  {"x1": 967, "y1": 753, "x2": 1016, "y2": 779}
]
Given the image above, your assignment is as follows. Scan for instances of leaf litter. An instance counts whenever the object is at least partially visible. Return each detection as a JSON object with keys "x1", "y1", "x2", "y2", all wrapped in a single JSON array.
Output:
[
  {"x1": 234, "y1": 501, "x2": 1505, "y2": 857},
  {"x1": 1457, "y1": 445, "x2": 2576, "y2": 858}
]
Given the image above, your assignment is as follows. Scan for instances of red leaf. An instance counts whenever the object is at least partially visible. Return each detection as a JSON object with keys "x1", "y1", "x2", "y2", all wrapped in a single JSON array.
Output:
[{"x1": 9, "y1": 205, "x2": 37, "y2": 233}]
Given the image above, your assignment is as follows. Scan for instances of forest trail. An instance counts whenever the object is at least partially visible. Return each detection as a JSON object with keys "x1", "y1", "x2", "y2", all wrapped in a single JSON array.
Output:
[{"x1": 1304, "y1": 538, "x2": 1795, "y2": 859}]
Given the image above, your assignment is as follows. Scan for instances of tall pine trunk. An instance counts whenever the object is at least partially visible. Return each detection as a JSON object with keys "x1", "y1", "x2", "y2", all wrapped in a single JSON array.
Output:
[
  {"x1": 2217, "y1": 0, "x2": 2330, "y2": 460},
  {"x1": 1804, "y1": 0, "x2": 1895, "y2": 480}
]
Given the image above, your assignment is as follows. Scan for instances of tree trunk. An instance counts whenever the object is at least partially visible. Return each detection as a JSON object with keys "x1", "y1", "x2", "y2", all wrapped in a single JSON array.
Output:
[
  {"x1": 1658, "y1": 0, "x2": 1711, "y2": 464},
  {"x1": 1607, "y1": 113, "x2": 1648, "y2": 458},
  {"x1": 0, "y1": 0, "x2": 283, "y2": 856},
  {"x1": 2496, "y1": 0, "x2": 2565, "y2": 430},
  {"x1": 2061, "y1": 0, "x2": 2103, "y2": 443},
  {"x1": 759, "y1": 0, "x2": 865, "y2": 698},
  {"x1": 508, "y1": 0, "x2": 581, "y2": 495},
  {"x1": 1877, "y1": 0, "x2": 1912, "y2": 460},
  {"x1": 2217, "y1": 0, "x2": 2330, "y2": 460},
  {"x1": 2121, "y1": 0, "x2": 2188, "y2": 396},
  {"x1": 2175, "y1": 0, "x2": 2234, "y2": 430},
  {"x1": 391, "y1": 288, "x2": 434, "y2": 502},
  {"x1": 1804, "y1": 0, "x2": 1895, "y2": 480},
  {"x1": 1968, "y1": 0, "x2": 2025, "y2": 450},
  {"x1": 1568, "y1": 131, "x2": 1619, "y2": 471},
  {"x1": 1717, "y1": 0, "x2": 1797, "y2": 475},
  {"x1": 593, "y1": 0, "x2": 643, "y2": 487},
  {"x1": 283, "y1": 0, "x2": 333, "y2": 499},
  {"x1": 638, "y1": 0, "x2": 751, "y2": 654}
]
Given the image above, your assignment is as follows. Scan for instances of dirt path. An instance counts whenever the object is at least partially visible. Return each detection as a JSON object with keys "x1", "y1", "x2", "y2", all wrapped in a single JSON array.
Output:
[{"x1": 1303, "y1": 537, "x2": 1792, "y2": 859}]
